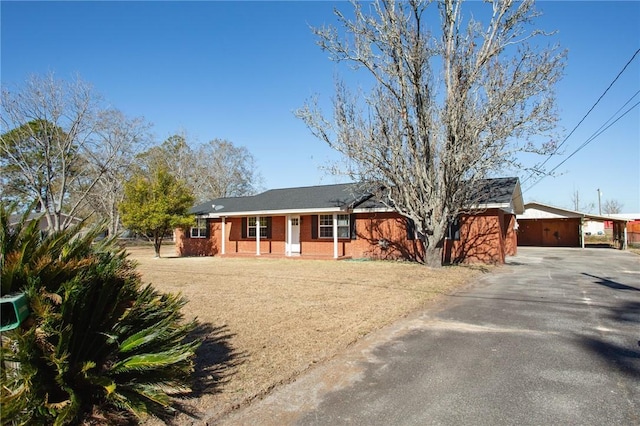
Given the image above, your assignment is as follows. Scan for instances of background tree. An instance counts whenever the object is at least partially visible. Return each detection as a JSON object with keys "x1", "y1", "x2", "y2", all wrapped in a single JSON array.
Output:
[
  {"x1": 140, "y1": 133, "x2": 195, "y2": 185},
  {"x1": 602, "y1": 199, "x2": 623, "y2": 215},
  {"x1": 139, "y1": 135, "x2": 262, "y2": 203},
  {"x1": 83, "y1": 109, "x2": 152, "y2": 236},
  {"x1": 192, "y1": 138, "x2": 262, "y2": 201},
  {"x1": 0, "y1": 73, "x2": 106, "y2": 231},
  {"x1": 297, "y1": 0, "x2": 566, "y2": 266},
  {"x1": 119, "y1": 167, "x2": 195, "y2": 257},
  {"x1": 0, "y1": 120, "x2": 67, "y2": 209}
]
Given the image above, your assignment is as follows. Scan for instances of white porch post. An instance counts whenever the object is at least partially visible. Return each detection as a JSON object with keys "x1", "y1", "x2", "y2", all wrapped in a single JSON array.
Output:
[
  {"x1": 221, "y1": 217, "x2": 226, "y2": 255},
  {"x1": 286, "y1": 215, "x2": 292, "y2": 256},
  {"x1": 580, "y1": 217, "x2": 585, "y2": 249},
  {"x1": 624, "y1": 226, "x2": 628, "y2": 250},
  {"x1": 333, "y1": 213, "x2": 338, "y2": 259},
  {"x1": 256, "y1": 215, "x2": 261, "y2": 256}
]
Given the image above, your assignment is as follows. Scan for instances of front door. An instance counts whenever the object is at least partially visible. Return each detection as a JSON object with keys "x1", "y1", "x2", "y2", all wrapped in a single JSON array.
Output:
[{"x1": 289, "y1": 216, "x2": 301, "y2": 254}]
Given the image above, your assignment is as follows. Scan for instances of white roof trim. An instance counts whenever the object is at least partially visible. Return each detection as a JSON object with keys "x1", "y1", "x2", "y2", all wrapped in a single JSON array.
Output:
[
  {"x1": 198, "y1": 203, "x2": 516, "y2": 218},
  {"x1": 518, "y1": 202, "x2": 629, "y2": 222},
  {"x1": 203, "y1": 207, "x2": 347, "y2": 218},
  {"x1": 352, "y1": 207, "x2": 395, "y2": 213}
]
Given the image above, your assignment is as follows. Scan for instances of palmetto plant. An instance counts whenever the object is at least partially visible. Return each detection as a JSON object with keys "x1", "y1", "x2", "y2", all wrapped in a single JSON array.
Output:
[{"x1": 0, "y1": 203, "x2": 200, "y2": 425}]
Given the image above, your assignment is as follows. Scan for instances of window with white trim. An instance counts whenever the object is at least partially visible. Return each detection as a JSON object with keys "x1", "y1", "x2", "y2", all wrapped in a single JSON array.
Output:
[
  {"x1": 191, "y1": 217, "x2": 207, "y2": 238},
  {"x1": 318, "y1": 214, "x2": 350, "y2": 238},
  {"x1": 248, "y1": 217, "x2": 268, "y2": 238}
]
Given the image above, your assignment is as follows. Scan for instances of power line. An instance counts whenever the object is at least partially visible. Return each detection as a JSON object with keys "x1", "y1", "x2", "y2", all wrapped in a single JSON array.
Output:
[
  {"x1": 520, "y1": 48, "x2": 640, "y2": 187},
  {"x1": 583, "y1": 89, "x2": 640, "y2": 141},
  {"x1": 523, "y1": 99, "x2": 640, "y2": 193},
  {"x1": 559, "y1": 100, "x2": 639, "y2": 168}
]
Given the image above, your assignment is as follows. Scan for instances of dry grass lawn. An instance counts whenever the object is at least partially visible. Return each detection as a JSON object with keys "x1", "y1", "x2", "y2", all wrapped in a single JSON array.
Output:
[{"x1": 128, "y1": 245, "x2": 488, "y2": 424}]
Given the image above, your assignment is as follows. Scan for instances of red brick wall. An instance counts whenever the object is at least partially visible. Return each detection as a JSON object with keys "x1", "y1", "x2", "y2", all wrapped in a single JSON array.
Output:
[
  {"x1": 299, "y1": 215, "x2": 347, "y2": 256},
  {"x1": 175, "y1": 219, "x2": 220, "y2": 256},
  {"x1": 504, "y1": 214, "x2": 518, "y2": 256},
  {"x1": 176, "y1": 210, "x2": 511, "y2": 263},
  {"x1": 629, "y1": 222, "x2": 640, "y2": 243},
  {"x1": 349, "y1": 212, "x2": 423, "y2": 260},
  {"x1": 295, "y1": 213, "x2": 423, "y2": 259},
  {"x1": 444, "y1": 210, "x2": 506, "y2": 264},
  {"x1": 225, "y1": 216, "x2": 286, "y2": 254}
]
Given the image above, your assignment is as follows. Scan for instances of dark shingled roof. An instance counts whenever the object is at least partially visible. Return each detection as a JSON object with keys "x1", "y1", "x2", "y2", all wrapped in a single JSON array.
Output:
[
  {"x1": 191, "y1": 178, "x2": 523, "y2": 216},
  {"x1": 190, "y1": 183, "x2": 374, "y2": 215},
  {"x1": 472, "y1": 177, "x2": 520, "y2": 205}
]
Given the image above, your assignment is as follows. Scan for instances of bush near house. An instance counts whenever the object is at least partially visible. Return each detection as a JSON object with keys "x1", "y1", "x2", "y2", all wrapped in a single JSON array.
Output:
[{"x1": 0, "y1": 204, "x2": 200, "y2": 425}]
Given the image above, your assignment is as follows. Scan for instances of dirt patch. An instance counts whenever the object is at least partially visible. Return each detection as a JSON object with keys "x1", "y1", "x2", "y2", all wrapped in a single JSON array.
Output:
[{"x1": 128, "y1": 246, "x2": 487, "y2": 424}]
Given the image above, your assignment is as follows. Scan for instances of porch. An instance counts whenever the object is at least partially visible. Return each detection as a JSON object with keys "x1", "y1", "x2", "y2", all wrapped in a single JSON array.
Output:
[{"x1": 218, "y1": 252, "x2": 353, "y2": 261}]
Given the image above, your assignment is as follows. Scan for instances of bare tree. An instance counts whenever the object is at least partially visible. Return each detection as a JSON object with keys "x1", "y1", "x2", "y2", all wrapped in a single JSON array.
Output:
[
  {"x1": 138, "y1": 136, "x2": 262, "y2": 203},
  {"x1": 0, "y1": 73, "x2": 106, "y2": 231},
  {"x1": 602, "y1": 199, "x2": 623, "y2": 215},
  {"x1": 192, "y1": 139, "x2": 262, "y2": 201},
  {"x1": 296, "y1": 0, "x2": 565, "y2": 266},
  {"x1": 138, "y1": 133, "x2": 196, "y2": 183},
  {"x1": 82, "y1": 109, "x2": 152, "y2": 236}
]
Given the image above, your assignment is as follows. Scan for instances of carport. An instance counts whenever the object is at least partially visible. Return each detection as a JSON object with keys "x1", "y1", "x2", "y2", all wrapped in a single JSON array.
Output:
[{"x1": 516, "y1": 202, "x2": 628, "y2": 249}]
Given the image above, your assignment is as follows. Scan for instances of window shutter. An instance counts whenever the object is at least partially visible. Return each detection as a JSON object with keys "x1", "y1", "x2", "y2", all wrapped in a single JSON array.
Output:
[
  {"x1": 205, "y1": 219, "x2": 210, "y2": 238},
  {"x1": 266, "y1": 217, "x2": 272, "y2": 239},
  {"x1": 241, "y1": 217, "x2": 247, "y2": 239},
  {"x1": 406, "y1": 218, "x2": 416, "y2": 240},
  {"x1": 350, "y1": 214, "x2": 356, "y2": 239},
  {"x1": 311, "y1": 215, "x2": 318, "y2": 239}
]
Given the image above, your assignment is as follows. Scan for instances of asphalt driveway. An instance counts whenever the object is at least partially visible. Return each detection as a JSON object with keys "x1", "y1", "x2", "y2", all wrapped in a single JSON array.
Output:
[{"x1": 220, "y1": 247, "x2": 640, "y2": 425}]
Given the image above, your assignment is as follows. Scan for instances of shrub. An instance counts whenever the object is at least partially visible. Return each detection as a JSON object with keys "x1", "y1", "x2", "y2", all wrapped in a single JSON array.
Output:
[{"x1": 0, "y1": 204, "x2": 200, "y2": 425}]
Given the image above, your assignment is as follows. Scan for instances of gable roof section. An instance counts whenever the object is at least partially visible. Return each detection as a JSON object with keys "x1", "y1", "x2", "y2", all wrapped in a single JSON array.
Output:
[
  {"x1": 192, "y1": 178, "x2": 524, "y2": 218},
  {"x1": 471, "y1": 177, "x2": 523, "y2": 214}
]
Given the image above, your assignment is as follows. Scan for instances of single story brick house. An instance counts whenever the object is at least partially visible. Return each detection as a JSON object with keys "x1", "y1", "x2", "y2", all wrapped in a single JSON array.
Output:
[{"x1": 175, "y1": 177, "x2": 524, "y2": 264}]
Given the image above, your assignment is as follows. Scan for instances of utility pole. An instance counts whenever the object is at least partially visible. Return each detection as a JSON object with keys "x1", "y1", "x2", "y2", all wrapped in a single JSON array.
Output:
[{"x1": 597, "y1": 188, "x2": 602, "y2": 215}]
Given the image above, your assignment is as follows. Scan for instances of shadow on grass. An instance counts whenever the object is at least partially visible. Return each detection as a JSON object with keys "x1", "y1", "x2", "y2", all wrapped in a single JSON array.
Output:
[{"x1": 162, "y1": 323, "x2": 246, "y2": 424}]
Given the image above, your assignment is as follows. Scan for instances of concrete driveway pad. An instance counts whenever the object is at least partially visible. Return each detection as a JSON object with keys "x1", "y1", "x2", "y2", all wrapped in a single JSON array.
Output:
[{"x1": 220, "y1": 247, "x2": 640, "y2": 426}]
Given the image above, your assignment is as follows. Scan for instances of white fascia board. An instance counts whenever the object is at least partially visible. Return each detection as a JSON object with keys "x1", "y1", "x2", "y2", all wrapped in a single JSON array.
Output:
[
  {"x1": 466, "y1": 202, "x2": 512, "y2": 212},
  {"x1": 197, "y1": 204, "x2": 511, "y2": 218},
  {"x1": 194, "y1": 213, "x2": 218, "y2": 219},
  {"x1": 352, "y1": 207, "x2": 395, "y2": 213},
  {"x1": 204, "y1": 207, "x2": 346, "y2": 218}
]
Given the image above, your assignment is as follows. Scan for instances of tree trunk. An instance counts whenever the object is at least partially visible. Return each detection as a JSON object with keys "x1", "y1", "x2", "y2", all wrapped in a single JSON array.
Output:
[
  {"x1": 423, "y1": 245, "x2": 443, "y2": 268},
  {"x1": 153, "y1": 235, "x2": 163, "y2": 258}
]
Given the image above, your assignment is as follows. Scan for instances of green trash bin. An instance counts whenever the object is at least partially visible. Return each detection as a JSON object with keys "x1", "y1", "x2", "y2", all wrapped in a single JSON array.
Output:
[{"x1": 0, "y1": 293, "x2": 29, "y2": 331}]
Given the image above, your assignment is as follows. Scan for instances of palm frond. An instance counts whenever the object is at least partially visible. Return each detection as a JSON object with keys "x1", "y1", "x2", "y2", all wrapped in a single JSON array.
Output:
[{"x1": 1, "y1": 200, "x2": 201, "y2": 424}]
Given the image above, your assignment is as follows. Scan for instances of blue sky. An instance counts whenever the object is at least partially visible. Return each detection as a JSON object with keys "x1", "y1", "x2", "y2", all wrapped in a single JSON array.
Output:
[{"x1": 2, "y1": 1, "x2": 639, "y2": 213}]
